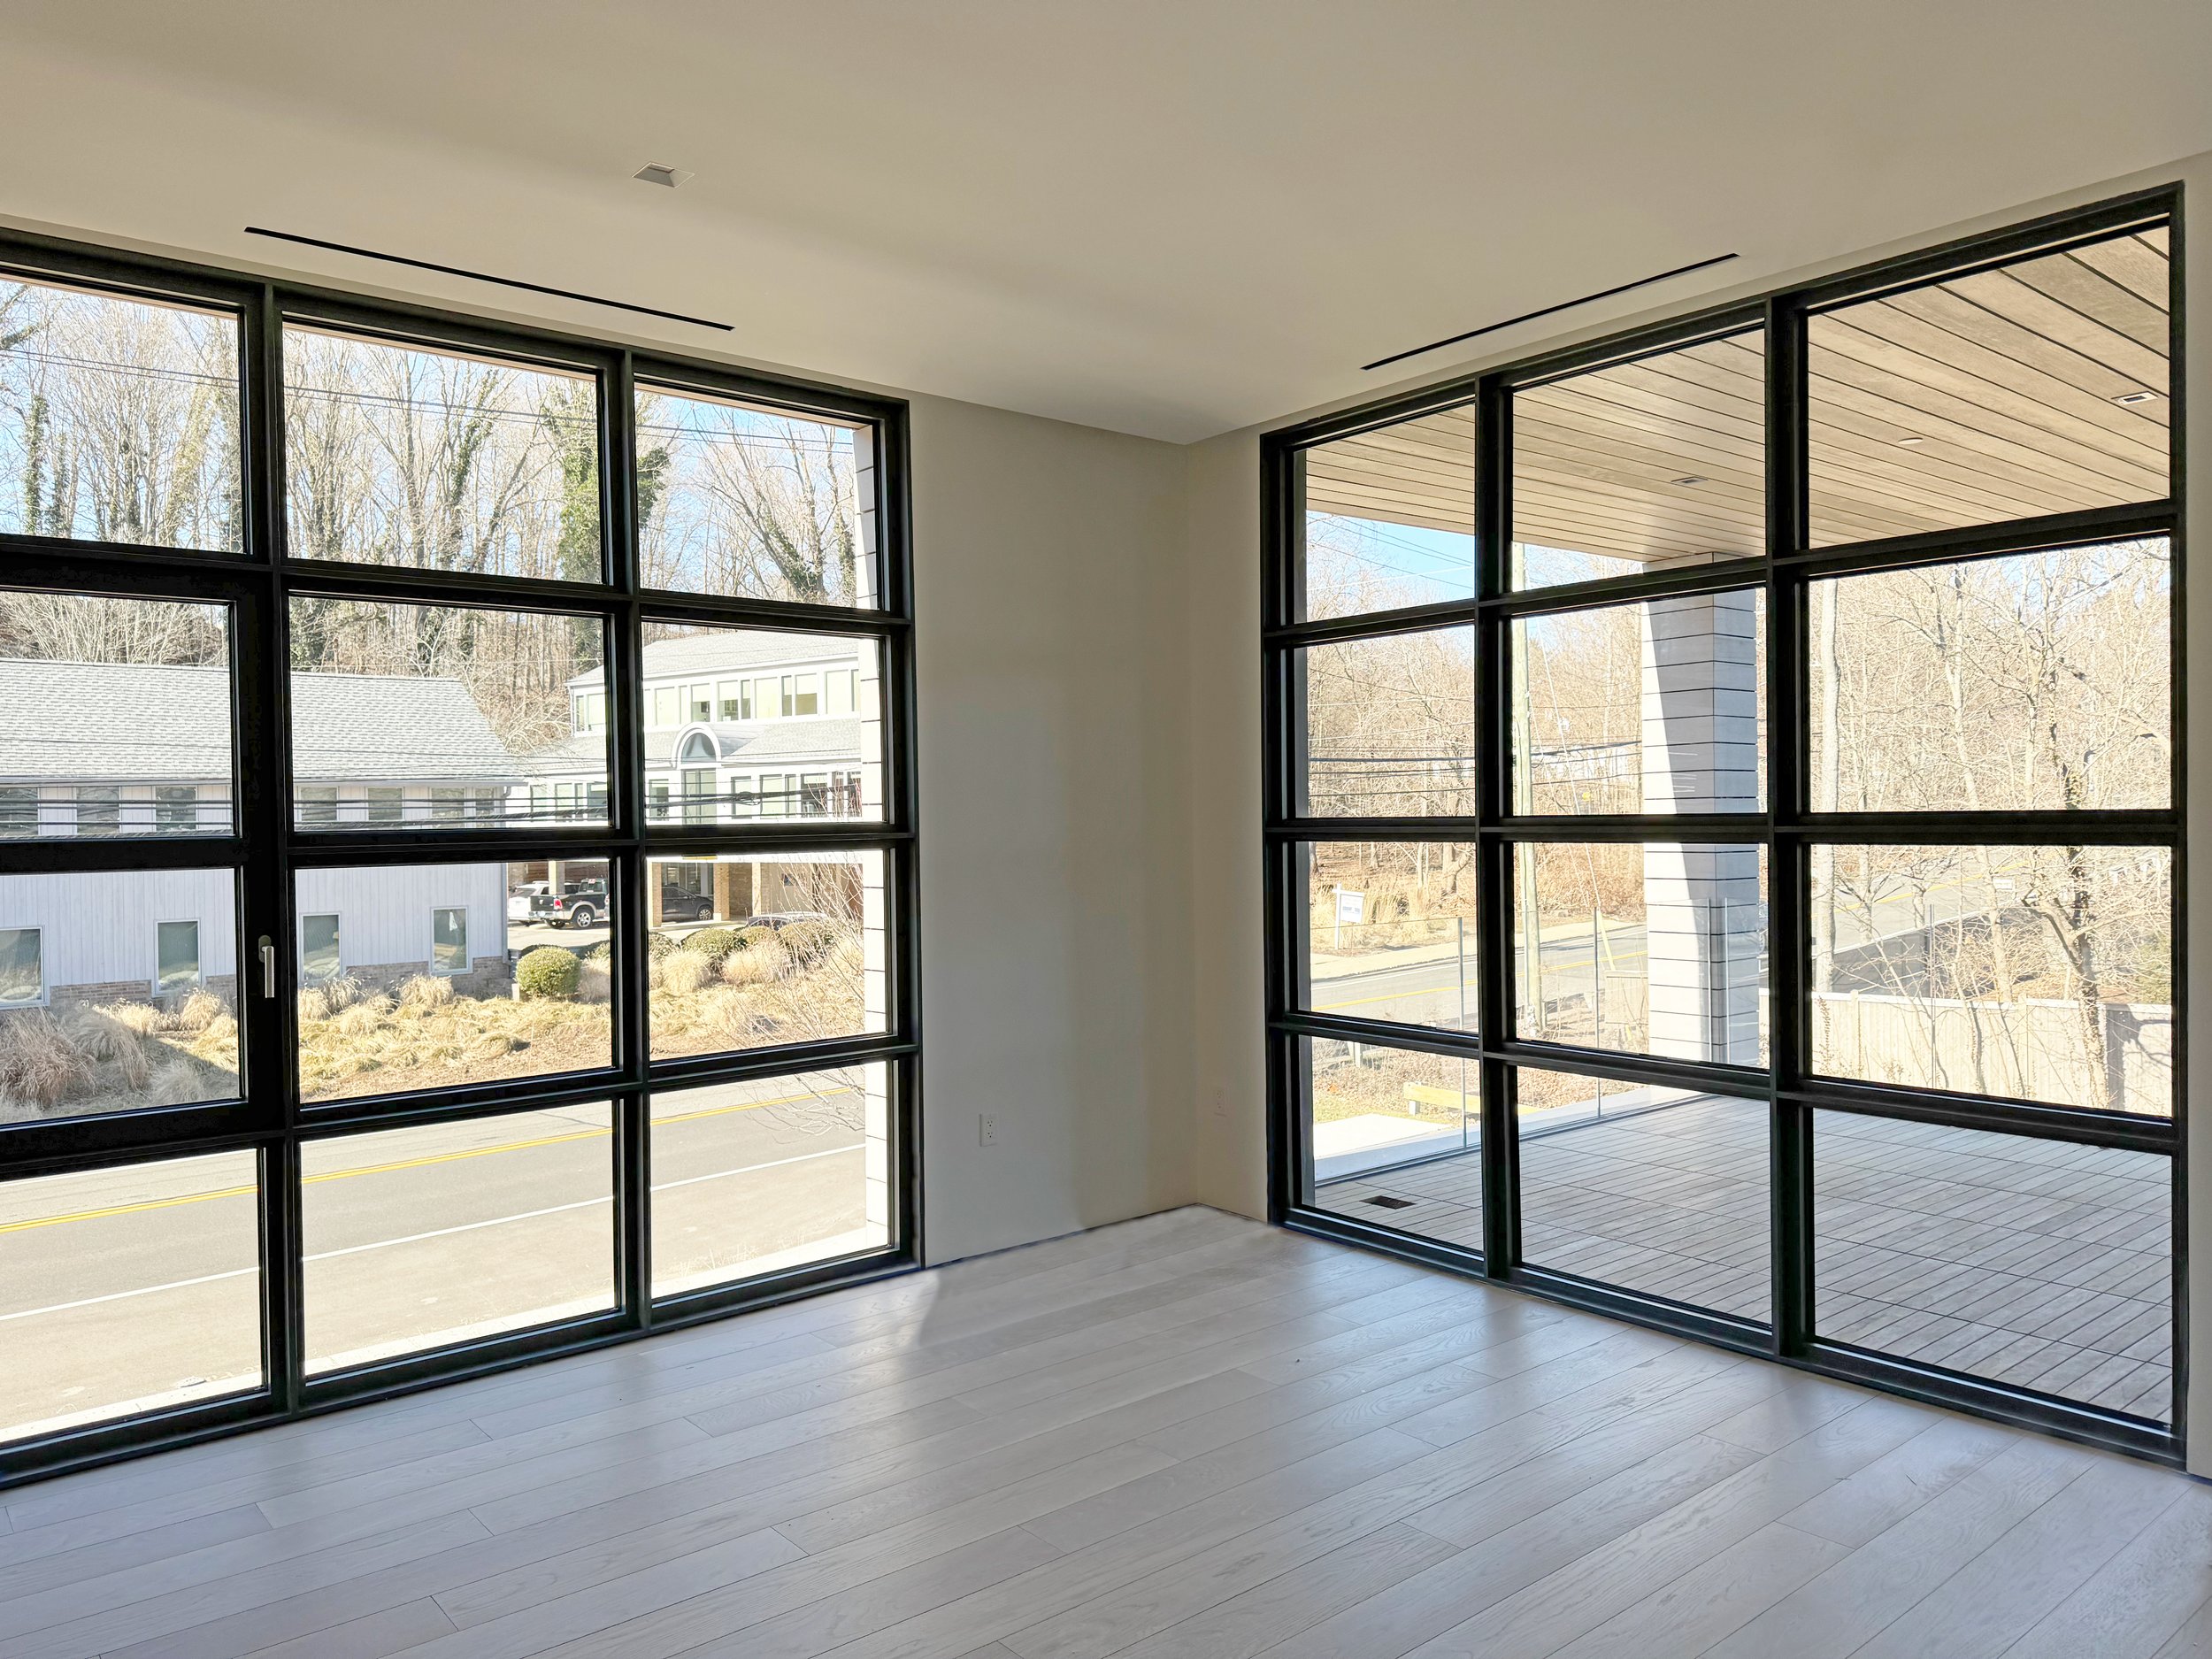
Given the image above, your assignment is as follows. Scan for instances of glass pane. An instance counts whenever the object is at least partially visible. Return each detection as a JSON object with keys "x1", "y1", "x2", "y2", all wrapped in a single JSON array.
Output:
[
  {"x1": 1300, "y1": 841, "x2": 1475, "y2": 1032},
  {"x1": 1304, "y1": 1036, "x2": 1480, "y2": 1250},
  {"x1": 0, "y1": 591, "x2": 234, "y2": 838},
  {"x1": 1809, "y1": 844, "x2": 2170, "y2": 1118},
  {"x1": 0, "y1": 1150, "x2": 261, "y2": 1444},
  {"x1": 1299, "y1": 412, "x2": 1475, "y2": 618},
  {"x1": 1512, "y1": 331, "x2": 1764, "y2": 590},
  {"x1": 651, "y1": 1063, "x2": 892, "y2": 1297},
  {"x1": 1515, "y1": 589, "x2": 1764, "y2": 814},
  {"x1": 283, "y1": 326, "x2": 602, "y2": 580},
  {"x1": 302, "y1": 1105, "x2": 614, "y2": 1372},
  {"x1": 155, "y1": 919, "x2": 200, "y2": 995},
  {"x1": 1517, "y1": 1067, "x2": 1769, "y2": 1322},
  {"x1": 1300, "y1": 626, "x2": 1475, "y2": 817},
  {"x1": 301, "y1": 912, "x2": 340, "y2": 980},
  {"x1": 1809, "y1": 227, "x2": 2170, "y2": 546},
  {"x1": 1809, "y1": 539, "x2": 2170, "y2": 812},
  {"x1": 1512, "y1": 842, "x2": 1769, "y2": 1065},
  {"x1": 1815, "y1": 1110, "x2": 2170, "y2": 1421},
  {"x1": 288, "y1": 597, "x2": 608, "y2": 830},
  {"x1": 636, "y1": 623, "x2": 881, "y2": 826},
  {"x1": 0, "y1": 276, "x2": 242, "y2": 551},
  {"x1": 295, "y1": 862, "x2": 613, "y2": 1102},
  {"x1": 0, "y1": 869, "x2": 239, "y2": 1125},
  {"x1": 648, "y1": 850, "x2": 887, "y2": 1061},
  {"x1": 637, "y1": 384, "x2": 874, "y2": 606}
]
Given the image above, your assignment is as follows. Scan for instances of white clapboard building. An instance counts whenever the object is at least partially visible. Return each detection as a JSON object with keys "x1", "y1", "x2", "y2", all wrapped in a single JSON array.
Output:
[{"x1": 0, "y1": 661, "x2": 519, "y2": 1006}]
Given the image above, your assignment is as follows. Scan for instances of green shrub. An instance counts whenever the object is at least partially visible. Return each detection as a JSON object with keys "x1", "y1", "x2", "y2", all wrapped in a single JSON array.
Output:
[
  {"x1": 515, "y1": 947, "x2": 581, "y2": 1001},
  {"x1": 646, "y1": 931, "x2": 680, "y2": 960},
  {"x1": 734, "y1": 925, "x2": 780, "y2": 955},
  {"x1": 580, "y1": 941, "x2": 611, "y2": 962},
  {"x1": 682, "y1": 926, "x2": 740, "y2": 963}
]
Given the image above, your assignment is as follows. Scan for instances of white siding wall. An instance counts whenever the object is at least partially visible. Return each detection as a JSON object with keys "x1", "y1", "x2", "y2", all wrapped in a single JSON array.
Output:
[
  {"x1": 0, "y1": 869, "x2": 239, "y2": 997},
  {"x1": 294, "y1": 864, "x2": 508, "y2": 976}
]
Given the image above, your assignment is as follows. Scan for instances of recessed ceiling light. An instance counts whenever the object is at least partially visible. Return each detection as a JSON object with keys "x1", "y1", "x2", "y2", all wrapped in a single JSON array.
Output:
[
  {"x1": 1671, "y1": 475, "x2": 1708, "y2": 486},
  {"x1": 1895, "y1": 435, "x2": 1927, "y2": 446},
  {"x1": 634, "y1": 163, "x2": 694, "y2": 188},
  {"x1": 2114, "y1": 389, "x2": 2161, "y2": 406}
]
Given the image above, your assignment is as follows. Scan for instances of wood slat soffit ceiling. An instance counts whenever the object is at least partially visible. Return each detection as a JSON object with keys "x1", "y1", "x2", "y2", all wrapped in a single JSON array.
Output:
[{"x1": 1302, "y1": 227, "x2": 2170, "y2": 565}]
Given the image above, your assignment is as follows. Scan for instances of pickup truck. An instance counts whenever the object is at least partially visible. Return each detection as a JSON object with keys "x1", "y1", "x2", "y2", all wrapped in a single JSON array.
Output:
[{"x1": 508, "y1": 879, "x2": 610, "y2": 929}]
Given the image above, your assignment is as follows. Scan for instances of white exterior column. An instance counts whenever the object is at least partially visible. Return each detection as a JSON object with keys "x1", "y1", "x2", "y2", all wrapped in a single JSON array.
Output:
[{"x1": 1641, "y1": 592, "x2": 1762, "y2": 1064}]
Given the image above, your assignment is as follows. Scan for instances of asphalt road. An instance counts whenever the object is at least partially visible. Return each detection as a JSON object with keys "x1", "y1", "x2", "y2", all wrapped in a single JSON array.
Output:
[
  {"x1": 1310, "y1": 855, "x2": 2047, "y2": 1026},
  {"x1": 0, "y1": 1087, "x2": 872, "y2": 1441}
]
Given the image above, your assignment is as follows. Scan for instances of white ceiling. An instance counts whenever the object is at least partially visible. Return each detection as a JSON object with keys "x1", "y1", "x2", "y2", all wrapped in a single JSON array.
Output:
[{"x1": 1, "y1": 1, "x2": 2207, "y2": 442}]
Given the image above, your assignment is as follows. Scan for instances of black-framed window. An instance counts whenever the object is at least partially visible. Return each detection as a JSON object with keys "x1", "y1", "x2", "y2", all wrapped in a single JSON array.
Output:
[
  {"x1": 0, "y1": 229, "x2": 918, "y2": 1488},
  {"x1": 1264, "y1": 190, "x2": 2181, "y2": 1463}
]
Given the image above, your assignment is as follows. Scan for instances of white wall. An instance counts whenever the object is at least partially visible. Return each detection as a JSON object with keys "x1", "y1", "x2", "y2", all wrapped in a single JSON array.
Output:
[
  {"x1": 0, "y1": 868, "x2": 238, "y2": 996},
  {"x1": 910, "y1": 395, "x2": 1194, "y2": 1262},
  {"x1": 295, "y1": 864, "x2": 507, "y2": 976}
]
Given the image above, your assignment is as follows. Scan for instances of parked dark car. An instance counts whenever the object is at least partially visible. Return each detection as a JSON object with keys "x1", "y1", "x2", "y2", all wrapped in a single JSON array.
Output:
[
  {"x1": 740, "y1": 911, "x2": 832, "y2": 931},
  {"x1": 658, "y1": 889, "x2": 715, "y2": 921}
]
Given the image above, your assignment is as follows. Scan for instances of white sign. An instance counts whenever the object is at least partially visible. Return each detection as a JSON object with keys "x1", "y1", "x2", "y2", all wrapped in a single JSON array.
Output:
[{"x1": 1334, "y1": 888, "x2": 1365, "y2": 926}]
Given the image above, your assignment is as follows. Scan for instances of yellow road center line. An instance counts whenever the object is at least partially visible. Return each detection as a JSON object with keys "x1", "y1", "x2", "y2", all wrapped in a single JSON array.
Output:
[{"x1": 0, "y1": 1088, "x2": 835, "y2": 1236}]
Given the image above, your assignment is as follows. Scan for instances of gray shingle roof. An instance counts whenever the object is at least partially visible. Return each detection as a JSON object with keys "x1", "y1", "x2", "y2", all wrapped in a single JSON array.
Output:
[
  {"x1": 569, "y1": 632, "x2": 864, "y2": 689},
  {"x1": 0, "y1": 660, "x2": 520, "y2": 784}
]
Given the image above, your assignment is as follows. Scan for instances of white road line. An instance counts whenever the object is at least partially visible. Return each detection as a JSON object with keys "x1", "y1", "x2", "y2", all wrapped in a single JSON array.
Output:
[{"x1": 0, "y1": 1142, "x2": 865, "y2": 1326}]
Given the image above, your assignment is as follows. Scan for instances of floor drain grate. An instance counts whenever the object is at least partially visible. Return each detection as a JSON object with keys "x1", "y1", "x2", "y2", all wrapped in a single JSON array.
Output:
[{"x1": 1365, "y1": 1194, "x2": 1416, "y2": 1210}]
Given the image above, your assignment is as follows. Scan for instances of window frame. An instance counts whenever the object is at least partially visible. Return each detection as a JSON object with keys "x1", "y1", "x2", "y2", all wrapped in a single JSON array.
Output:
[
  {"x1": 1262, "y1": 187, "x2": 2184, "y2": 1465},
  {"x1": 0, "y1": 226, "x2": 919, "y2": 1491}
]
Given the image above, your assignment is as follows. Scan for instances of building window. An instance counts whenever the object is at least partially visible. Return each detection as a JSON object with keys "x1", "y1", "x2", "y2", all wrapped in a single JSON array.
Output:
[
  {"x1": 156, "y1": 919, "x2": 201, "y2": 995},
  {"x1": 782, "y1": 673, "x2": 821, "y2": 717},
  {"x1": 827, "y1": 671, "x2": 856, "y2": 716},
  {"x1": 800, "y1": 773, "x2": 830, "y2": 816},
  {"x1": 0, "y1": 238, "x2": 911, "y2": 1485},
  {"x1": 682, "y1": 770, "x2": 716, "y2": 825},
  {"x1": 431, "y1": 907, "x2": 468, "y2": 974},
  {"x1": 728, "y1": 775, "x2": 756, "y2": 818},
  {"x1": 301, "y1": 913, "x2": 341, "y2": 981},
  {"x1": 0, "y1": 926, "x2": 42, "y2": 1006},
  {"x1": 756, "y1": 773, "x2": 789, "y2": 818},
  {"x1": 154, "y1": 786, "x2": 198, "y2": 833},
  {"x1": 76, "y1": 786, "x2": 120, "y2": 835},
  {"x1": 1265, "y1": 199, "x2": 2178, "y2": 1455}
]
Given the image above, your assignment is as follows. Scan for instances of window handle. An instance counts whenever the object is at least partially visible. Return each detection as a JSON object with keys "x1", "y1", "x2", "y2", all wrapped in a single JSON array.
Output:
[{"x1": 259, "y1": 937, "x2": 277, "y2": 1000}]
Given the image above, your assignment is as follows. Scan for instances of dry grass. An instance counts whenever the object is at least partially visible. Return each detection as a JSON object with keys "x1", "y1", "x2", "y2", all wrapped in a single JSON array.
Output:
[
  {"x1": 297, "y1": 988, "x2": 610, "y2": 1102},
  {"x1": 0, "y1": 995, "x2": 240, "y2": 1123}
]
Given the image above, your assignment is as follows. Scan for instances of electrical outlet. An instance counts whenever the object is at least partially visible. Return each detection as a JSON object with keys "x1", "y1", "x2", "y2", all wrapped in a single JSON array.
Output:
[{"x1": 978, "y1": 1113, "x2": 999, "y2": 1147}]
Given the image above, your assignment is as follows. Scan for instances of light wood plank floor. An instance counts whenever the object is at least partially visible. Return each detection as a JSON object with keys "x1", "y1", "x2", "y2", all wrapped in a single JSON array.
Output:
[
  {"x1": 1, "y1": 1205, "x2": 2203, "y2": 1658},
  {"x1": 1317, "y1": 1097, "x2": 2173, "y2": 1421}
]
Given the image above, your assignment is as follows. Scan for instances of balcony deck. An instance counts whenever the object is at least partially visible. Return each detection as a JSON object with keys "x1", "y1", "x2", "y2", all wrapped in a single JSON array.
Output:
[{"x1": 1316, "y1": 1094, "x2": 2171, "y2": 1422}]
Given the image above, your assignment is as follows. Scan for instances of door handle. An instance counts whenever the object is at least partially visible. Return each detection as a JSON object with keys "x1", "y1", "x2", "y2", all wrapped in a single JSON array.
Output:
[{"x1": 260, "y1": 937, "x2": 277, "y2": 999}]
